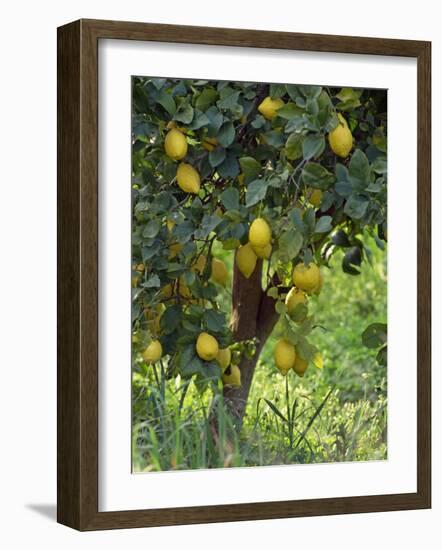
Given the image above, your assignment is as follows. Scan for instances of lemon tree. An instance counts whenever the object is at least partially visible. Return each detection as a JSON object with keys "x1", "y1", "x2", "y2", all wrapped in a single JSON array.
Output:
[{"x1": 131, "y1": 78, "x2": 387, "y2": 425}]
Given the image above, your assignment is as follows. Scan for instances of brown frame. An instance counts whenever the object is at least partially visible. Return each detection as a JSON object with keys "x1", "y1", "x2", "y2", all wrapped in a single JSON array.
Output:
[{"x1": 57, "y1": 18, "x2": 431, "y2": 531}]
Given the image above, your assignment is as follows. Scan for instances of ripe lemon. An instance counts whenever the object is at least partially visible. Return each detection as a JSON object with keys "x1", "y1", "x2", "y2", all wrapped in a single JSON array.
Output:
[
  {"x1": 176, "y1": 163, "x2": 201, "y2": 194},
  {"x1": 159, "y1": 283, "x2": 173, "y2": 300},
  {"x1": 236, "y1": 243, "x2": 257, "y2": 279},
  {"x1": 328, "y1": 113, "x2": 353, "y2": 158},
  {"x1": 252, "y1": 243, "x2": 272, "y2": 259},
  {"x1": 258, "y1": 96, "x2": 285, "y2": 120},
  {"x1": 164, "y1": 128, "x2": 188, "y2": 160},
  {"x1": 131, "y1": 275, "x2": 140, "y2": 288},
  {"x1": 196, "y1": 332, "x2": 219, "y2": 361},
  {"x1": 285, "y1": 287, "x2": 307, "y2": 314},
  {"x1": 216, "y1": 348, "x2": 231, "y2": 372},
  {"x1": 222, "y1": 365, "x2": 241, "y2": 387},
  {"x1": 313, "y1": 352, "x2": 324, "y2": 369},
  {"x1": 169, "y1": 242, "x2": 183, "y2": 259},
  {"x1": 312, "y1": 269, "x2": 324, "y2": 296},
  {"x1": 307, "y1": 188, "x2": 323, "y2": 208},
  {"x1": 179, "y1": 278, "x2": 192, "y2": 299},
  {"x1": 193, "y1": 254, "x2": 207, "y2": 274},
  {"x1": 202, "y1": 136, "x2": 218, "y2": 151},
  {"x1": 249, "y1": 218, "x2": 271, "y2": 248},
  {"x1": 292, "y1": 262, "x2": 321, "y2": 293},
  {"x1": 211, "y1": 257, "x2": 228, "y2": 285},
  {"x1": 166, "y1": 218, "x2": 175, "y2": 232},
  {"x1": 293, "y1": 353, "x2": 309, "y2": 377},
  {"x1": 274, "y1": 339, "x2": 296, "y2": 375},
  {"x1": 142, "y1": 340, "x2": 163, "y2": 363}
]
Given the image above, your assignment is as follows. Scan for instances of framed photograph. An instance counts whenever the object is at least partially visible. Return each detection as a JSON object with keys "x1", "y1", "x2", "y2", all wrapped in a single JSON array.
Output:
[{"x1": 57, "y1": 19, "x2": 431, "y2": 530}]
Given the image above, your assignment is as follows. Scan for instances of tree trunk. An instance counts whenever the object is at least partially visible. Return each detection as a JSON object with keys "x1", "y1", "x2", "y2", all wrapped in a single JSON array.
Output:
[{"x1": 223, "y1": 256, "x2": 279, "y2": 428}]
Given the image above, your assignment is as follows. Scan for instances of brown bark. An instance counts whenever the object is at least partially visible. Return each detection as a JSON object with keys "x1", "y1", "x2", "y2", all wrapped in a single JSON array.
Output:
[{"x1": 223, "y1": 255, "x2": 279, "y2": 429}]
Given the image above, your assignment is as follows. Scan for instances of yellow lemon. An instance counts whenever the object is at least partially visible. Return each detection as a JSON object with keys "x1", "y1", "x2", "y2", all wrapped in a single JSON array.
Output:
[
  {"x1": 249, "y1": 218, "x2": 271, "y2": 248},
  {"x1": 313, "y1": 352, "x2": 324, "y2": 369},
  {"x1": 211, "y1": 257, "x2": 228, "y2": 285},
  {"x1": 169, "y1": 242, "x2": 183, "y2": 259},
  {"x1": 196, "y1": 332, "x2": 219, "y2": 361},
  {"x1": 178, "y1": 278, "x2": 192, "y2": 299},
  {"x1": 236, "y1": 243, "x2": 257, "y2": 279},
  {"x1": 176, "y1": 163, "x2": 201, "y2": 194},
  {"x1": 222, "y1": 365, "x2": 241, "y2": 387},
  {"x1": 274, "y1": 339, "x2": 296, "y2": 375},
  {"x1": 292, "y1": 262, "x2": 321, "y2": 293},
  {"x1": 238, "y1": 173, "x2": 245, "y2": 185},
  {"x1": 307, "y1": 188, "x2": 323, "y2": 208},
  {"x1": 202, "y1": 136, "x2": 218, "y2": 151},
  {"x1": 252, "y1": 242, "x2": 272, "y2": 259},
  {"x1": 131, "y1": 275, "x2": 140, "y2": 288},
  {"x1": 258, "y1": 96, "x2": 285, "y2": 120},
  {"x1": 164, "y1": 128, "x2": 188, "y2": 160},
  {"x1": 166, "y1": 218, "x2": 175, "y2": 232},
  {"x1": 216, "y1": 348, "x2": 231, "y2": 372},
  {"x1": 293, "y1": 353, "x2": 309, "y2": 377},
  {"x1": 285, "y1": 287, "x2": 307, "y2": 314},
  {"x1": 328, "y1": 113, "x2": 353, "y2": 158},
  {"x1": 159, "y1": 283, "x2": 173, "y2": 300},
  {"x1": 193, "y1": 254, "x2": 207, "y2": 274},
  {"x1": 142, "y1": 340, "x2": 162, "y2": 363}
]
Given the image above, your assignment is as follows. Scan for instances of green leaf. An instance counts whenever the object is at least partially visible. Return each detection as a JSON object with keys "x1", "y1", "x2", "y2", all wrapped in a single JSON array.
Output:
[
  {"x1": 276, "y1": 103, "x2": 303, "y2": 120},
  {"x1": 348, "y1": 149, "x2": 370, "y2": 186},
  {"x1": 209, "y1": 147, "x2": 226, "y2": 167},
  {"x1": 144, "y1": 274, "x2": 160, "y2": 288},
  {"x1": 219, "y1": 187, "x2": 240, "y2": 211},
  {"x1": 196, "y1": 214, "x2": 222, "y2": 238},
  {"x1": 218, "y1": 152, "x2": 240, "y2": 177},
  {"x1": 314, "y1": 216, "x2": 332, "y2": 234},
  {"x1": 332, "y1": 229, "x2": 351, "y2": 247},
  {"x1": 160, "y1": 305, "x2": 182, "y2": 334},
  {"x1": 278, "y1": 228, "x2": 303, "y2": 261},
  {"x1": 361, "y1": 323, "x2": 388, "y2": 349},
  {"x1": 195, "y1": 88, "x2": 218, "y2": 111},
  {"x1": 217, "y1": 121, "x2": 235, "y2": 147},
  {"x1": 245, "y1": 179, "x2": 269, "y2": 207},
  {"x1": 342, "y1": 246, "x2": 362, "y2": 275},
  {"x1": 239, "y1": 157, "x2": 261, "y2": 183},
  {"x1": 156, "y1": 90, "x2": 176, "y2": 115},
  {"x1": 142, "y1": 219, "x2": 160, "y2": 239},
  {"x1": 302, "y1": 134, "x2": 325, "y2": 160},
  {"x1": 285, "y1": 133, "x2": 303, "y2": 161},
  {"x1": 302, "y1": 162, "x2": 335, "y2": 190},
  {"x1": 174, "y1": 104, "x2": 194, "y2": 124},
  {"x1": 204, "y1": 309, "x2": 226, "y2": 333},
  {"x1": 344, "y1": 194, "x2": 369, "y2": 220},
  {"x1": 217, "y1": 87, "x2": 240, "y2": 110}
]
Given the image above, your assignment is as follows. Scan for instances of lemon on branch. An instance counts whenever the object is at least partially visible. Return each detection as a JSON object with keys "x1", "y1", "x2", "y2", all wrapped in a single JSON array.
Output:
[
  {"x1": 249, "y1": 218, "x2": 271, "y2": 248},
  {"x1": 164, "y1": 128, "x2": 188, "y2": 160},
  {"x1": 142, "y1": 340, "x2": 163, "y2": 363},
  {"x1": 293, "y1": 353, "x2": 309, "y2": 377},
  {"x1": 216, "y1": 348, "x2": 231, "y2": 372},
  {"x1": 306, "y1": 188, "x2": 323, "y2": 208},
  {"x1": 211, "y1": 257, "x2": 228, "y2": 285},
  {"x1": 258, "y1": 96, "x2": 285, "y2": 120},
  {"x1": 285, "y1": 287, "x2": 307, "y2": 314},
  {"x1": 193, "y1": 254, "x2": 207, "y2": 274},
  {"x1": 196, "y1": 332, "x2": 219, "y2": 361},
  {"x1": 222, "y1": 365, "x2": 241, "y2": 387},
  {"x1": 252, "y1": 242, "x2": 272, "y2": 259},
  {"x1": 292, "y1": 262, "x2": 321, "y2": 293},
  {"x1": 313, "y1": 269, "x2": 324, "y2": 295},
  {"x1": 328, "y1": 113, "x2": 353, "y2": 158},
  {"x1": 169, "y1": 242, "x2": 182, "y2": 259},
  {"x1": 176, "y1": 163, "x2": 201, "y2": 194},
  {"x1": 236, "y1": 243, "x2": 257, "y2": 279},
  {"x1": 274, "y1": 339, "x2": 296, "y2": 375}
]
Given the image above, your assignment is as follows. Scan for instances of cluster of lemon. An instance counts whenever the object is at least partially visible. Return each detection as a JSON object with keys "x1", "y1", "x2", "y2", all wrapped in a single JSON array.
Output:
[
  {"x1": 274, "y1": 262, "x2": 323, "y2": 378},
  {"x1": 236, "y1": 218, "x2": 272, "y2": 278},
  {"x1": 164, "y1": 126, "x2": 201, "y2": 194}
]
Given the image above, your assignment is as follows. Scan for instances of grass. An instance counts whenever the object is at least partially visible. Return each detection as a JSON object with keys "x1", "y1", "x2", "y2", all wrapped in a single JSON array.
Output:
[{"x1": 132, "y1": 242, "x2": 387, "y2": 471}]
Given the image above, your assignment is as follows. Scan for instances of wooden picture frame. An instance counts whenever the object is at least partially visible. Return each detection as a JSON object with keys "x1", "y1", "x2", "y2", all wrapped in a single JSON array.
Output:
[{"x1": 57, "y1": 18, "x2": 431, "y2": 531}]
